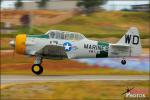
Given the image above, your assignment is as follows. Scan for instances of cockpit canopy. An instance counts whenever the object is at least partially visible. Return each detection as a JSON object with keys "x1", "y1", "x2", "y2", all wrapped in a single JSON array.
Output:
[{"x1": 45, "y1": 30, "x2": 86, "y2": 40}]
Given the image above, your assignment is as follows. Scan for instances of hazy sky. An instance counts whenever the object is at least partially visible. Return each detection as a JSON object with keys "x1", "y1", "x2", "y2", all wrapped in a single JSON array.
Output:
[
  {"x1": 1, "y1": 0, "x2": 149, "y2": 10},
  {"x1": 103, "y1": 0, "x2": 149, "y2": 10}
]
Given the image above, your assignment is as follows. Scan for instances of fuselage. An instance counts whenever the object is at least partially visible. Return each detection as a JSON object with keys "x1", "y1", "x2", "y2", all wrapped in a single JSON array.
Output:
[
  {"x1": 10, "y1": 28, "x2": 141, "y2": 60},
  {"x1": 10, "y1": 32, "x2": 110, "y2": 59},
  {"x1": 25, "y1": 36, "x2": 109, "y2": 59}
]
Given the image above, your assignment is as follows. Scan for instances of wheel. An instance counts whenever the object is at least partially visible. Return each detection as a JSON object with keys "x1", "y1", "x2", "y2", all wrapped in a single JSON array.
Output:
[
  {"x1": 121, "y1": 60, "x2": 126, "y2": 65},
  {"x1": 32, "y1": 64, "x2": 43, "y2": 75}
]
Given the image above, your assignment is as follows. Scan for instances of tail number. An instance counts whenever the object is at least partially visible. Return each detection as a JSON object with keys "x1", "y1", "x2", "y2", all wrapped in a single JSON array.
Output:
[{"x1": 125, "y1": 35, "x2": 139, "y2": 45}]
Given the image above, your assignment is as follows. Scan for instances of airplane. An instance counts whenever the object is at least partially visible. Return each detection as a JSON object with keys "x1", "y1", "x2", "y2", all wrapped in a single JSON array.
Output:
[{"x1": 9, "y1": 27, "x2": 142, "y2": 75}]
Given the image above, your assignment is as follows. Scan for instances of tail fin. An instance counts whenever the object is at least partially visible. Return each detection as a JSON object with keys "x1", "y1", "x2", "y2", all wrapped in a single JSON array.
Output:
[{"x1": 117, "y1": 27, "x2": 142, "y2": 56}]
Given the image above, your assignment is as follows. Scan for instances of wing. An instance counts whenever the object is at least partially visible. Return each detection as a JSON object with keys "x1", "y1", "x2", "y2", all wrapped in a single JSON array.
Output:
[{"x1": 35, "y1": 45, "x2": 68, "y2": 59}]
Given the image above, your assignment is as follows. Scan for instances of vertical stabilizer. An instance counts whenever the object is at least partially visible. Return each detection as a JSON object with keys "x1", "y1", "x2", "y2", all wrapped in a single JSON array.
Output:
[{"x1": 117, "y1": 27, "x2": 142, "y2": 56}]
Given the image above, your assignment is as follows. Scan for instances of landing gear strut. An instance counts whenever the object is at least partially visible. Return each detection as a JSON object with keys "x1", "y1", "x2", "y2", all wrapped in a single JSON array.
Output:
[
  {"x1": 121, "y1": 58, "x2": 126, "y2": 65},
  {"x1": 32, "y1": 56, "x2": 43, "y2": 75}
]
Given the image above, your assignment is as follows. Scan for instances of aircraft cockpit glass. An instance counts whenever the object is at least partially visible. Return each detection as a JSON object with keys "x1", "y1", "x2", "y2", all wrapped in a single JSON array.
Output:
[
  {"x1": 46, "y1": 30, "x2": 85, "y2": 40},
  {"x1": 64, "y1": 32, "x2": 85, "y2": 40},
  {"x1": 50, "y1": 32, "x2": 55, "y2": 38},
  {"x1": 75, "y1": 33, "x2": 84, "y2": 40},
  {"x1": 69, "y1": 33, "x2": 75, "y2": 40},
  {"x1": 60, "y1": 32, "x2": 65, "y2": 39}
]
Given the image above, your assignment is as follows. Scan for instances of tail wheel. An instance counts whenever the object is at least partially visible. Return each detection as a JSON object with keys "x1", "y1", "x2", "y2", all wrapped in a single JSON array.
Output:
[
  {"x1": 32, "y1": 64, "x2": 43, "y2": 75},
  {"x1": 121, "y1": 60, "x2": 126, "y2": 65}
]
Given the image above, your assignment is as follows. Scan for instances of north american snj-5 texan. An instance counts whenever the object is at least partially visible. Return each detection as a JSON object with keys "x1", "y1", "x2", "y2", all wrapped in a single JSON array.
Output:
[{"x1": 9, "y1": 27, "x2": 142, "y2": 75}]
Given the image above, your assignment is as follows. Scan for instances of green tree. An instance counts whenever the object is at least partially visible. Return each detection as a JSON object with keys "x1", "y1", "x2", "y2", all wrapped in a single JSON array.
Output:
[
  {"x1": 77, "y1": 0, "x2": 107, "y2": 14},
  {"x1": 37, "y1": 0, "x2": 49, "y2": 9},
  {"x1": 15, "y1": 0, "x2": 23, "y2": 9}
]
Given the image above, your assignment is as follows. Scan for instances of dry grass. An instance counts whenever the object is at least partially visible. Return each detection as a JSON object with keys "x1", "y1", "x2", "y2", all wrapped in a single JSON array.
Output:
[
  {"x1": 1, "y1": 81, "x2": 149, "y2": 99},
  {"x1": 37, "y1": 11, "x2": 149, "y2": 39}
]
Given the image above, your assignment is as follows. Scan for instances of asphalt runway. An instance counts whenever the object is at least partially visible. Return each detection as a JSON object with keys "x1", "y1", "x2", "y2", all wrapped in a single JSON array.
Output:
[{"x1": 1, "y1": 75, "x2": 149, "y2": 85}]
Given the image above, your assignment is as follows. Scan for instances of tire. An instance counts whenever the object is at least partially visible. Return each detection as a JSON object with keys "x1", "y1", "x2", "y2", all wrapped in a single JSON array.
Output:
[
  {"x1": 32, "y1": 64, "x2": 43, "y2": 75},
  {"x1": 121, "y1": 60, "x2": 126, "y2": 65}
]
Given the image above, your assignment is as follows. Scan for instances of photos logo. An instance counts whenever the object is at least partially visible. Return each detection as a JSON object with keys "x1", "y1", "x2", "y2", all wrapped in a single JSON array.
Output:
[{"x1": 122, "y1": 87, "x2": 148, "y2": 99}]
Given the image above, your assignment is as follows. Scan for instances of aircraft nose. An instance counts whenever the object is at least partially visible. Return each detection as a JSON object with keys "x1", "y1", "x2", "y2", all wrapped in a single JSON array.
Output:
[{"x1": 9, "y1": 40, "x2": 15, "y2": 47}]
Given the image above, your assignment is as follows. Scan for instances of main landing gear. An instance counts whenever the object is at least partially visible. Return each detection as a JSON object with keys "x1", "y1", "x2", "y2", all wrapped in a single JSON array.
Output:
[
  {"x1": 121, "y1": 58, "x2": 126, "y2": 65},
  {"x1": 32, "y1": 56, "x2": 43, "y2": 75}
]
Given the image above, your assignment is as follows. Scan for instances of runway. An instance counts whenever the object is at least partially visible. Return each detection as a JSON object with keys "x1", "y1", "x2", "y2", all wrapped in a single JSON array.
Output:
[{"x1": 1, "y1": 75, "x2": 149, "y2": 85}]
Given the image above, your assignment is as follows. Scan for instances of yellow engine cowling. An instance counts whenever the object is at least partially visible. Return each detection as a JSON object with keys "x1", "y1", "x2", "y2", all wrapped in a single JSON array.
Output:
[{"x1": 15, "y1": 34, "x2": 26, "y2": 54}]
